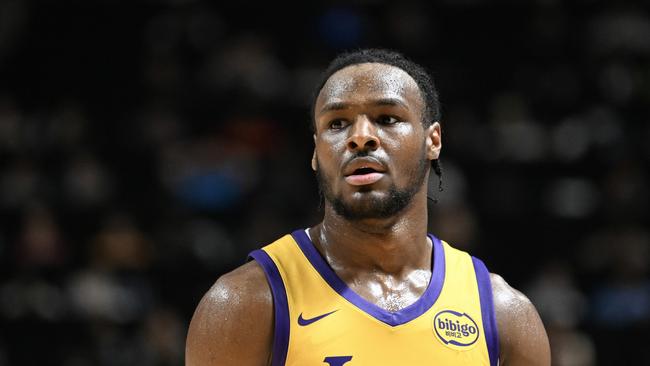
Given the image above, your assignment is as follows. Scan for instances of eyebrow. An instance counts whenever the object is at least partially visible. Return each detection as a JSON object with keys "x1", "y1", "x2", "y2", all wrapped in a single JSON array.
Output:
[{"x1": 319, "y1": 98, "x2": 408, "y2": 114}]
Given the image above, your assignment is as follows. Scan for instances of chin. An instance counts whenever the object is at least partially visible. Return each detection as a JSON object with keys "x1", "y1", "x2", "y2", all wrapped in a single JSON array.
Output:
[
  {"x1": 333, "y1": 193, "x2": 402, "y2": 221},
  {"x1": 349, "y1": 187, "x2": 388, "y2": 197}
]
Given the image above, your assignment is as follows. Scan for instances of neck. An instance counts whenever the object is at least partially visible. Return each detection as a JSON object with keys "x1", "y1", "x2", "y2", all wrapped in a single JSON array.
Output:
[{"x1": 311, "y1": 189, "x2": 431, "y2": 275}]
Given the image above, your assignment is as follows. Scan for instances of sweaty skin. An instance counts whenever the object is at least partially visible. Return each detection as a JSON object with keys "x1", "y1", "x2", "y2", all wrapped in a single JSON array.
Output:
[{"x1": 186, "y1": 63, "x2": 550, "y2": 366}]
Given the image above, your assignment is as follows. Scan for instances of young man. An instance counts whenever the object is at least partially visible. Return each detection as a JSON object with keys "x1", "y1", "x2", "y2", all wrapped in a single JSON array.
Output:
[{"x1": 186, "y1": 49, "x2": 550, "y2": 365}]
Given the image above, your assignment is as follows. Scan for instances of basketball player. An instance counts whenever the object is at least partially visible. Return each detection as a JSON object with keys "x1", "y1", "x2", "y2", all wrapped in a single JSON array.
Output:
[{"x1": 186, "y1": 49, "x2": 550, "y2": 365}]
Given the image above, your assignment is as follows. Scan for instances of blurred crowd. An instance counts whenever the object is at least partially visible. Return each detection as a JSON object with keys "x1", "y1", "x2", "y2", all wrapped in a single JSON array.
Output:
[{"x1": 0, "y1": 0, "x2": 649, "y2": 365}]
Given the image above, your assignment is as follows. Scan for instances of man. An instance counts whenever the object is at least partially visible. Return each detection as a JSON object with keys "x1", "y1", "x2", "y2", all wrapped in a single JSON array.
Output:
[{"x1": 186, "y1": 49, "x2": 550, "y2": 365}]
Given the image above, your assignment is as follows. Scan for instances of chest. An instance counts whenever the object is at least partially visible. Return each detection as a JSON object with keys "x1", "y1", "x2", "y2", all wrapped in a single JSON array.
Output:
[{"x1": 344, "y1": 270, "x2": 431, "y2": 312}]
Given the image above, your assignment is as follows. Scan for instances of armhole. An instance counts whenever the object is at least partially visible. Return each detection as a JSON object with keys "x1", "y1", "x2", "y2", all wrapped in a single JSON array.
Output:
[
  {"x1": 472, "y1": 256, "x2": 500, "y2": 366},
  {"x1": 248, "y1": 249, "x2": 290, "y2": 366}
]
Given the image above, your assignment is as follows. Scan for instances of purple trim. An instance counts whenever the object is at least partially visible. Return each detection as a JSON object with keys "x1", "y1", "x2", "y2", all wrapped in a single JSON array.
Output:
[
  {"x1": 472, "y1": 256, "x2": 500, "y2": 366},
  {"x1": 290, "y1": 229, "x2": 445, "y2": 326},
  {"x1": 248, "y1": 250, "x2": 290, "y2": 366}
]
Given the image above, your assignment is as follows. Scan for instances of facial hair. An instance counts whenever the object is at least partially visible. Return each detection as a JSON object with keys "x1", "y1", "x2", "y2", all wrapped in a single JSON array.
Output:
[{"x1": 315, "y1": 147, "x2": 429, "y2": 221}]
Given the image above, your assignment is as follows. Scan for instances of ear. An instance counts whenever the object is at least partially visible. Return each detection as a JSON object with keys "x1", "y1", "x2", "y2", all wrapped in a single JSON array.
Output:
[
  {"x1": 311, "y1": 134, "x2": 318, "y2": 171},
  {"x1": 425, "y1": 122, "x2": 442, "y2": 161}
]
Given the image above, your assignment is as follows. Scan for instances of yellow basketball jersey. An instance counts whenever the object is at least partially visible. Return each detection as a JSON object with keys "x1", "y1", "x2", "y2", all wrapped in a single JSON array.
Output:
[{"x1": 248, "y1": 229, "x2": 499, "y2": 366}]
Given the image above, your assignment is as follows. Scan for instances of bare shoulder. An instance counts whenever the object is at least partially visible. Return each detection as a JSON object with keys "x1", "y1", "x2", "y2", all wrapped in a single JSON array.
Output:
[
  {"x1": 186, "y1": 261, "x2": 273, "y2": 366},
  {"x1": 490, "y1": 273, "x2": 551, "y2": 366}
]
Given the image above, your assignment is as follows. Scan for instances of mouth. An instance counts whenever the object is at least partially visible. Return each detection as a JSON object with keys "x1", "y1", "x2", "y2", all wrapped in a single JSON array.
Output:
[
  {"x1": 350, "y1": 167, "x2": 378, "y2": 175},
  {"x1": 344, "y1": 166, "x2": 385, "y2": 186}
]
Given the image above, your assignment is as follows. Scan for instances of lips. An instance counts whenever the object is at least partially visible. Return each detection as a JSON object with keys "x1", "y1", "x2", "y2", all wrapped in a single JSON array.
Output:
[{"x1": 343, "y1": 158, "x2": 386, "y2": 186}]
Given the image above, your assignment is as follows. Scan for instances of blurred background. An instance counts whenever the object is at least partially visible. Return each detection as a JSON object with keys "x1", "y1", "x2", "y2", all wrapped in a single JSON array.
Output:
[{"x1": 0, "y1": 0, "x2": 649, "y2": 365}]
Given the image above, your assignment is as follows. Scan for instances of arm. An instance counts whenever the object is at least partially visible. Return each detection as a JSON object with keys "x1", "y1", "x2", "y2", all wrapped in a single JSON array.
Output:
[
  {"x1": 186, "y1": 261, "x2": 273, "y2": 366},
  {"x1": 491, "y1": 273, "x2": 551, "y2": 366}
]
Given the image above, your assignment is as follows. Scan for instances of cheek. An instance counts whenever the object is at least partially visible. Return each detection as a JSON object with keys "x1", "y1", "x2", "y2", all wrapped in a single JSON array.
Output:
[
  {"x1": 317, "y1": 134, "x2": 347, "y2": 158},
  {"x1": 320, "y1": 132, "x2": 347, "y2": 148},
  {"x1": 381, "y1": 125, "x2": 423, "y2": 155},
  {"x1": 314, "y1": 138, "x2": 344, "y2": 170}
]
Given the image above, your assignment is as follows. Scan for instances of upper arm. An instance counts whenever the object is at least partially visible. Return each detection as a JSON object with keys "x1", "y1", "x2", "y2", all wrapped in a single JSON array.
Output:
[
  {"x1": 491, "y1": 273, "x2": 551, "y2": 366},
  {"x1": 186, "y1": 261, "x2": 273, "y2": 366}
]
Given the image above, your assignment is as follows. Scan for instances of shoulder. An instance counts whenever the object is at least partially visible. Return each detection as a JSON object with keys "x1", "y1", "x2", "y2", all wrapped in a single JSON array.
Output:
[
  {"x1": 186, "y1": 260, "x2": 273, "y2": 366},
  {"x1": 490, "y1": 273, "x2": 551, "y2": 366}
]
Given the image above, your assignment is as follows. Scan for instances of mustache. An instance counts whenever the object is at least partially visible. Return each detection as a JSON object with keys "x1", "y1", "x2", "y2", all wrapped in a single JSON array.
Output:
[{"x1": 342, "y1": 151, "x2": 386, "y2": 168}]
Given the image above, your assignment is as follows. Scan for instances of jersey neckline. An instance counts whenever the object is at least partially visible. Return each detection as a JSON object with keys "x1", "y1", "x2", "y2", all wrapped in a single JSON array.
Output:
[{"x1": 290, "y1": 229, "x2": 446, "y2": 327}]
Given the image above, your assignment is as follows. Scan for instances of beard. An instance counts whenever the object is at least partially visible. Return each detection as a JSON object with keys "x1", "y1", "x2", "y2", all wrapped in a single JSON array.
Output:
[{"x1": 315, "y1": 149, "x2": 429, "y2": 221}]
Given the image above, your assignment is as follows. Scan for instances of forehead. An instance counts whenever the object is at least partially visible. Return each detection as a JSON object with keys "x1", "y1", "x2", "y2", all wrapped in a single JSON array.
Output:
[{"x1": 316, "y1": 63, "x2": 424, "y2": 113}]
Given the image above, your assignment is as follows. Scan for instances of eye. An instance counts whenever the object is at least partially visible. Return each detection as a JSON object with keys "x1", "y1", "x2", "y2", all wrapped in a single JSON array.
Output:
[
  {"x1": 329, "y1": 119, "x2": 348, "y2": 130},
  {"x1": 376, "y1": 115, "x2": 399, "y2": 125}
]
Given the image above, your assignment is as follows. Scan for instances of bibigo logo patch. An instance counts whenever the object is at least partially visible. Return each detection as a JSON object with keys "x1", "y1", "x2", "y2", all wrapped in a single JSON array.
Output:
[{"x1": 433, "y1": 310, "x2": 480, "y2": 350}]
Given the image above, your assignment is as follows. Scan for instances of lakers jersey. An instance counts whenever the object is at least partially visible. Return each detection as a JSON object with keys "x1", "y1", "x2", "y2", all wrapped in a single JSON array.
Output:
[{"x1": 248, "y1": 229, "x2": 499, "y2": 366}]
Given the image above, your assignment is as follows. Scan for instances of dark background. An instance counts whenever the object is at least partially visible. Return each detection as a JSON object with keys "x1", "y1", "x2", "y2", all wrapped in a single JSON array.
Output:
[{"x1": 0, "y1": 0, "x2": 649, "y2": 365}]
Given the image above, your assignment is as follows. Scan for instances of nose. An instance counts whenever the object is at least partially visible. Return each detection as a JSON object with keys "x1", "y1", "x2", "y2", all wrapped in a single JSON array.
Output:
[{"x1": 346, "y1": 115, "x2": 380, "y2": 152}]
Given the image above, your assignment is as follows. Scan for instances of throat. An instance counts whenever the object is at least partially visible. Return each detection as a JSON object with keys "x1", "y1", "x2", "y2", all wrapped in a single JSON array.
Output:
[{"x1": 313, "y1": 220, "x2": 432, "y2": 274}]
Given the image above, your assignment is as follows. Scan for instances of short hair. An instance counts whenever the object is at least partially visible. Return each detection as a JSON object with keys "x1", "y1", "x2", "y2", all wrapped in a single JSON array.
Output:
[{"x1": 311, "y1": 48, "x2": 441, "y2": 128}]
